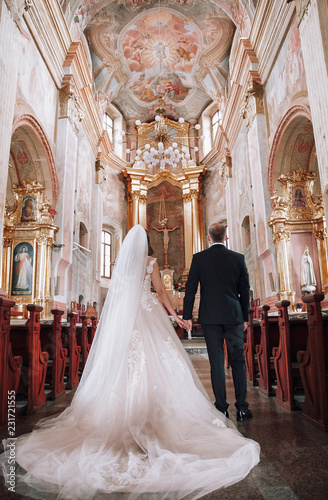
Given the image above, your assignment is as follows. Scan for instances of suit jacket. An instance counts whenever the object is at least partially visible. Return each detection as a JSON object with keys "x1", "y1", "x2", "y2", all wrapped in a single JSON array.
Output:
[{"x1": 183, "y1": 244, "x2": 250, "y2": 325}]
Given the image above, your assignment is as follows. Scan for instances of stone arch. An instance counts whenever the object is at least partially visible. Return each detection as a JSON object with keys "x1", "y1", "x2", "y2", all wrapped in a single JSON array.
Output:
[
  {"x1": 268, "y1": 104, "x2": 314, "y2": 195},
  {"x1": 11, "y1": 114, "x2": 59, "y2": 210},
  {"x1": 268, "y1": 105, "x2": 326, "y2": 304}
]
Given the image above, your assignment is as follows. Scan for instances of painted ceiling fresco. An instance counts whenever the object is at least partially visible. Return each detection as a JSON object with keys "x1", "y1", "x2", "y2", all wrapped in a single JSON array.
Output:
[{"x1": 73, "y1": 1, "x2": 251, "y2": 120}]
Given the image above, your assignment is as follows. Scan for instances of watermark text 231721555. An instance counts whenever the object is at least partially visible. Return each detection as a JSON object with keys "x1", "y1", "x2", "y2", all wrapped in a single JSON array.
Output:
[
  {"x1": 5, "y1": 390, "x2": 17, "y2": 492},
  {"x1": 7, "y1": 390, "x2": 16, "y2": 436}
]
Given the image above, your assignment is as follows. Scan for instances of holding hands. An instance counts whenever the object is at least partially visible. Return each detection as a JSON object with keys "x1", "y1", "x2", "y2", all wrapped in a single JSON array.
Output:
[
  {"x1": 184, "y1": 319, "x2": 193, "y2": 332},
  {"x1": 174, "y1": 315, "x2": 189, "y2": 330}
]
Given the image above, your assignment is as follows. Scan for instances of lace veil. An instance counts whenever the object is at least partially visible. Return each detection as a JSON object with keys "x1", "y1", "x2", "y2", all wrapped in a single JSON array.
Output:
[{"x1": 34, "y1": 224, "x2": 148, "y2": 430}]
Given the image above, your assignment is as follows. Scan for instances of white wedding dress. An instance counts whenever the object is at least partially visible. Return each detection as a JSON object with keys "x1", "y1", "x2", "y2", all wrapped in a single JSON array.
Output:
[{"x1": 1, "y1": 225, "x2": 260, "y2": 500}]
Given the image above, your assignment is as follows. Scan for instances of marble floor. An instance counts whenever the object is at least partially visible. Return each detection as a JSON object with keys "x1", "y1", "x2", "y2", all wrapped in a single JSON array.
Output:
[{"x1": 1, "y1": 351, "x2": 328, "y2": 500}]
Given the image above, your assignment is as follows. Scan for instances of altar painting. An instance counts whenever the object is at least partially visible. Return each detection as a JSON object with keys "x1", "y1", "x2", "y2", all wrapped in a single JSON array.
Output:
[
  {"x1": 21, "y1": 196, "x2": 36, "y2": 222},
  {"x1": 11, "y1": 242, "x2": 34, "y2": 296}
]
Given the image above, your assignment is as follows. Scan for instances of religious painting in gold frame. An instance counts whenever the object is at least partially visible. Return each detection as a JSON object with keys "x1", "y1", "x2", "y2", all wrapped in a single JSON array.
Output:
[
  {"x1": 10, "y1": 240, "x2": 35, "y2": 298},
  {"x1": 292, "y1": 186, "x2": 306, "y2": 208},
  {"x1": 21, "y1": 196, "x2": 36, "y2": 222}
]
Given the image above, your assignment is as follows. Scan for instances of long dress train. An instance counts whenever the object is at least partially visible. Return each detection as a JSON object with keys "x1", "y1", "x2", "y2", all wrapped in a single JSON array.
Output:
[{"x1": 1, "y1": 226, "x2": 260, "y2": 499}]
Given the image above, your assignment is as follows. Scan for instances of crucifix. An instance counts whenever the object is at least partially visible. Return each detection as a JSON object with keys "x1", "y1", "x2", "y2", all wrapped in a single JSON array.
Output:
[{"x1": 152, "y1": 217, "x2": 179, "y2": 268}]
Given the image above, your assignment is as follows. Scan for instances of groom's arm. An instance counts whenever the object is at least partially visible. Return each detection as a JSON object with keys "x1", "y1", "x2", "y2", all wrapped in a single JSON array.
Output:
[
  {"x1": 238, "y1": 258, "x2": 250, "y2": 322},
  {"x1": 183, "y1": 255, "x2": 199, "y2": 321}
]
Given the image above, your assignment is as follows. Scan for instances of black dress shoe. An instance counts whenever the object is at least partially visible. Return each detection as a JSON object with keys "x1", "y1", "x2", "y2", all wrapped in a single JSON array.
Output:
[
  {"x1": 223, "y1": 410, "x2": 229, "y2": 419},
  {"x1": 236, "y1": 409, "x2": 253, "y2": 422}
]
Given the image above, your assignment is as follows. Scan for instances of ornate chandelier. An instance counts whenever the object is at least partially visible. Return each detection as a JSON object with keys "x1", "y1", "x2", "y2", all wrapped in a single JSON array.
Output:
[{"x1": 119, "y1": 96, "x2": 204, "y2": 171}]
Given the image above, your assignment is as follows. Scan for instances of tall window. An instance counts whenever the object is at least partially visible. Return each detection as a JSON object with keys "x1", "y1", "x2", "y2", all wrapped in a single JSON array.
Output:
[
  {"x1": 101, "y1": 230, "x2": 111, "y2": 278},
  {"x1": 103, "y1": 113, "x2": 113, "y2": 143},
  {"x1": 241, "y1": 216, "x2": 251, "y2": 249},
  {"x1": 79, "y1": 222, "x2": 88, "y2": 250},
  {"x1": 212, "y1": 110, "x2": 221, "y2": 143}
]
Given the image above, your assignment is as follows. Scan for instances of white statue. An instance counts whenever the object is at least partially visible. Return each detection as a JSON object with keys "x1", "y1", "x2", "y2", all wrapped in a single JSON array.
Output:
[{"x1": 301, "y1": 246, "x2": 316, "y2": 293}]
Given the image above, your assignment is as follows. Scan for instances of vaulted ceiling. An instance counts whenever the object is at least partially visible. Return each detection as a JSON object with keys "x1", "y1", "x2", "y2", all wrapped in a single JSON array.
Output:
[{"x1": 67, "y1": 1, "x2": 253, "y2": 121}]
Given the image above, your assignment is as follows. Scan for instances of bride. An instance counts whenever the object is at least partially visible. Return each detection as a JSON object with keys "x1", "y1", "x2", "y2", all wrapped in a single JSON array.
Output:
[{"x1": 1, "y1": 225, "x2": 260, "y2": 499}]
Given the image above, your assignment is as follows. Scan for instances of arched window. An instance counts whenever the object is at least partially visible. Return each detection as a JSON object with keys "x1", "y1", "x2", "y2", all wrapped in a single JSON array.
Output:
[
  {"x1": 79, "y1": 222, "x2": 88, "y2": 249},
  {"x1": 241, "y1": 216, "x2": 251, "y2": 249},
  {"x1": 103, "y1": 113, "x2": 113, "y2": 143},
  {"x1": 101, "y1": 230, "x2": 112, "y2": 278},
  {"x1": 212, "y1": 110, "x2": 221, "y2": 143}
]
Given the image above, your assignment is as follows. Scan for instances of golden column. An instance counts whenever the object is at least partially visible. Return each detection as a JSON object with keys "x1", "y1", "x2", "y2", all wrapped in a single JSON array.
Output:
[
  {"x1": 124, "y1": 168, "x2": 148, "y2": 229},
  {"x1": 34, "y1": 234, "x2": 53, "y2": 317},
  {"x1": 181, "y1": 167, "x2": 205, "y2": 283},
  {"x1": 182, "y1": 193, "x2": 193, "y2": 270},
  {"x1": 1, "y1": 236, "x2": 12, "y2": 293},
  {"x1": 191, "y1": 189, "x2": 202, "y2": 254},
  {"x1": 272, "y1": 229, "x2": 295, "y2": 304}
]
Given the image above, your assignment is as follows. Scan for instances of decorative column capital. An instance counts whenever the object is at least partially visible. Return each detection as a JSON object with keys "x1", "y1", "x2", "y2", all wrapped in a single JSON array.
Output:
[
  {"x1": 240, "y1": 77, "x2": 264, "y2": 131},
  {"x1": 313, "y1": 228, "x2": 327, "y2": 240},
  {"x1": 182, "y1": 193, "x2": 192, "y2": 203},
  {"x1": 36, "y1": 235, "x2": 48, "y2": 245},
  {"x1": 190, "y1": 189, "x2": 200, "y2": 200},
  {"x1": 292, "y1": 0, "x2": 312, "y2": 25},
  {"x1": 59, "y1": 75, "x2": 84, "y2": 134},
  {"x1": 95, "y1": 159, "x2": 108, "y2": 187},
  {"x1": 129, "y1": 191, "x2": 140, "y2": 202},
  {"x1": 219, "y1": 148, "x2": 232, "y2": 178},
  {"x1": 138, "y1": 194, "x2": 147, "y2": 204},
  {"x1": 5, "y1": 0, "x2": 32, "y2": 32},
  {"x1": 3, "y1": 237, "x2": 12, "y2": 248},
  {"x1": 272, "y1": 230, "x2": 291, "y2": 246}
]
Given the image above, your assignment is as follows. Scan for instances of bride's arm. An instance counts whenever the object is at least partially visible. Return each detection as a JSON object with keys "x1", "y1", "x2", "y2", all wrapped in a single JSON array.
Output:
[{"x1": 151, "y1": 260, "x2": 186, "y2": 328}]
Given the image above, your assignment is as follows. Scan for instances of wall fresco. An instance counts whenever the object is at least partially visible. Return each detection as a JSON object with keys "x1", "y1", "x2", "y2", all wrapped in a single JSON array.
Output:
[
  {"x1": 103, "y1": 169, "x2": 126, "y2": 227},
  {"x1": 123, "y1": 11, "x2": 199, "y2": 104},
  {"x1": 202, "y1": 167, "x2": 226, "y2": 225},
  {"x1": 266, "y1": 15, "x2": 306, "y2": 130}
]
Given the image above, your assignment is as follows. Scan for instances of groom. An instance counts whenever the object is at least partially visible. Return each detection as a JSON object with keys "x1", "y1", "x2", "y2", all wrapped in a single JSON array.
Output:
[{"x1": 183, "y1": 223, "x2": 252, "y2": 421}]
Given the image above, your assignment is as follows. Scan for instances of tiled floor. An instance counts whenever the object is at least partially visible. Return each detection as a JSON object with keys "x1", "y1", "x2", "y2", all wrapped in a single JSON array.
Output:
[{"x1": 1, "y1": 351, "x2": 328, "y2": 499}]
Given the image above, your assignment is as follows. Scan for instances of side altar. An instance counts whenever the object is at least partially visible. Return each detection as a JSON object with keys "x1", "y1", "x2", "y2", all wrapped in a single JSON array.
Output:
[{"x1": 2, "y1": 179, "x2": 58, "y2": 318}]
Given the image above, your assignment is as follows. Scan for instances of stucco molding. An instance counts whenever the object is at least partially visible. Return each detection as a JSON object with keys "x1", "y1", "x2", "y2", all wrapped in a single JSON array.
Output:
[
  {"x1": 268, "y1": 104, "x2": 312, "y2": 194},
  {"x1": 12, "y1": 114, "x2": 59, "y2": 209}
]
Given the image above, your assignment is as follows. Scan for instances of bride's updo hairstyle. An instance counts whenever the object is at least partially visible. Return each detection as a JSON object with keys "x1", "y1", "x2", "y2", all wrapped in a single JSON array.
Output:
[{"x1": 146, "y1": 229, "x2": 154, "y2": 256}]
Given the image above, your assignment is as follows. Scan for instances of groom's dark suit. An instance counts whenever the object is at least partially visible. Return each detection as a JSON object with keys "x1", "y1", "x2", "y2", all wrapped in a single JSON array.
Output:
[{"x1": 183, "y1": 243, "x2": 250, "y2": 413}]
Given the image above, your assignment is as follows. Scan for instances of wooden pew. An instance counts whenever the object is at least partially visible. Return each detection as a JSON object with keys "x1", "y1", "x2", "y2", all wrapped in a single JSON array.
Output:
[
  {"x1": 297, "y1": 293, "x2": 328, "y2": 431},
  {"x1": 10, "y1": 305, "x2": 49, "y2": 414},
  {"x1": 61, "y1": 312, "x2": 81, "y2": 390},
  {"x1": 251, "y1": 298, "x2": 260, "y2": 319},
  {"x1": 256, "y1": 305, "x2": 279, "y2": 396},
  {"x1": 0, "y1": 298, "x2": 23, "y2": 427},
  {"x1": 88, "y1": 315, "x2": 98, "y2": 343},
  {"x1": 273, "y1": 300, "x2": 308, "y2": 410},
  {"x1": 77, "y1": 315, "x2": 91, "y2": 371},
  {"x1": 244, "y1": 309, "x2": 261, "y2": 386},
  {"x1": 40, "y1": 309, "x2": 68, "y2": 399}
]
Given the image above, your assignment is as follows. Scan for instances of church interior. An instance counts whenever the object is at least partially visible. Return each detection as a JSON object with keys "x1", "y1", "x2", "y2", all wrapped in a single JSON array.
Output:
[{"x1": 1, "y1": 0, "x2": 328, "y2": 498}]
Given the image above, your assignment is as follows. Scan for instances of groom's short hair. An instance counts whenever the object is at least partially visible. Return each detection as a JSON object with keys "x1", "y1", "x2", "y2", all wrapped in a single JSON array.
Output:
[{"x1": 209, "y1": 223, "x2": 226, "y2": 243}]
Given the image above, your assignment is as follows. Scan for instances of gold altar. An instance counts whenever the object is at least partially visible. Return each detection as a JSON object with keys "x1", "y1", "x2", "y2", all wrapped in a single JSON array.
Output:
[
  {"x1": 2, "y1": 179, "x2": 58, "y2": 318},
  {"x1": 268, "y1": 167, "x2": 328, "y2": 307}
]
